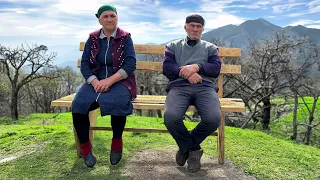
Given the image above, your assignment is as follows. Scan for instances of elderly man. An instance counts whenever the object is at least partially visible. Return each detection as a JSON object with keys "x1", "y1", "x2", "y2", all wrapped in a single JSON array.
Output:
[{"x1": 162, "y1": 14, "x2": 221, "y2": 172}]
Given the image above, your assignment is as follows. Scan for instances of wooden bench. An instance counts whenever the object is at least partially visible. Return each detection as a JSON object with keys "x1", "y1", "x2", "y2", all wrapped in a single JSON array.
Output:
[{"x1": 51, "y1": 42, "x2": 245, "y2": 164}]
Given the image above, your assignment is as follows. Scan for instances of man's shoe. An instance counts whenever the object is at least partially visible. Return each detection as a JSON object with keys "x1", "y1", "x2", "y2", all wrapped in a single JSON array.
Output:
[
  {"x1": 187, "y1": 149, "x2": 203, "y2": 172},
  {"x1": 110, "y1": 149, "x2": 122, "y2": 165},
  {"x1": 83, "y1": 152, "x2": 96, "y2": 168},
  {"x1": 176, "y1": 149, "x2": 188, "y2": 166}
]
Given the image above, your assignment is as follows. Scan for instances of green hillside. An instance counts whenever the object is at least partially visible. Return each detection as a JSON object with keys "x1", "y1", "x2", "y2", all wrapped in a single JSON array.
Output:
[{"x1": 0, "y1": 113, "x2": 319, "y2": 179}]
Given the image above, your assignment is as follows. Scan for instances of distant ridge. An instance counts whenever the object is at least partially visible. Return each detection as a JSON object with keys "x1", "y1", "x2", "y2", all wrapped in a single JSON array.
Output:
[{"x1": 201, "y1": 18, "x2": 320, "y2": 48}]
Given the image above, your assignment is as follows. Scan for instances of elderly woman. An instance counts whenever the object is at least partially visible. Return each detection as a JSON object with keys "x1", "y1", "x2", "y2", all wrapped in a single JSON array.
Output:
[{"x1": 72, "y1": 4, "x2": 136, "y2": 167}]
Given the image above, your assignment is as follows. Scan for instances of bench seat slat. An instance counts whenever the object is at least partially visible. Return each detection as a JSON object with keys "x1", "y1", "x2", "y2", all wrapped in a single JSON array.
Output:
[{"x1": 51, "y1": 94, "x2": 245, "y2": 112}]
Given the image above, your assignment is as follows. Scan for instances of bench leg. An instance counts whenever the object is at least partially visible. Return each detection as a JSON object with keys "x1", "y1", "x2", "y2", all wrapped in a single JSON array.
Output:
[
  {"x1": 73, "y1": 125, "x2": 81, "y2": 158},
  {"x1": 218, "y1": 112, "x2": 225, "y2": 164},
  {"x1": 89, "y1": 109, "x2": 98, "y2": 142}
]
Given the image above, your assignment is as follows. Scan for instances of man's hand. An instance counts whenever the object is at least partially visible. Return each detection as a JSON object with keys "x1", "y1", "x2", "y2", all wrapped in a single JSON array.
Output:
[
  {"x1": 179, "y1": 64, "x2": 199, "y2": 79},
  {"x1": 187, "y1": 73, "x2": 202, "y2": 84}
]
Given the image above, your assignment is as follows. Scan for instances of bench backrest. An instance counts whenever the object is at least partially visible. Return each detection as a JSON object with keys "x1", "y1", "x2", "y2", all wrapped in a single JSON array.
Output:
[{"x1": 78, "y1": 42, "x2": 241, "y2": 98}]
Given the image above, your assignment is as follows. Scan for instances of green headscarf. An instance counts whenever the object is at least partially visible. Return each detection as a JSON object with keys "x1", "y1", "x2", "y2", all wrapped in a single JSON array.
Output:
[{"x1": 95, "y1": 4, "x2": 117, "y2": 18}]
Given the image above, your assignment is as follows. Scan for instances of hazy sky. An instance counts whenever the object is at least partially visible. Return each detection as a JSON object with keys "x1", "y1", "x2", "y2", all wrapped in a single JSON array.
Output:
[{"x1": 0, "y1": 0, "x2": 319, "y2": 64}]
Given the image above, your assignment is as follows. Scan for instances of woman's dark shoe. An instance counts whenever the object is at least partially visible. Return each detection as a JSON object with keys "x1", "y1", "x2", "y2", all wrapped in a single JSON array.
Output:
[
  {"x1": 110, "y1": 138, "x2": 123, "y2": 165},
  {"x1": 110, "y1": 149, "x2": 122, "y2": 165},
  {"x1": 80, "y1": 141, "x2": 96, "y2": 167},
  {"x1": 83, "y1": 152, "x2": 96, "y2": 168}
]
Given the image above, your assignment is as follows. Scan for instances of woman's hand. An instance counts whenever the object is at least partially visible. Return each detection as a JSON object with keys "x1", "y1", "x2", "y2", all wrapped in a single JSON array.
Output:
[
  {"x1": 91, "y1": 79, "x2": 100, "y2": 92},
  {"x1": 91, "y1": 78, "x2": 112, "y2": 93},
  {"x1": 99, "y1": 78, "x2": 113, "y2": 92}
]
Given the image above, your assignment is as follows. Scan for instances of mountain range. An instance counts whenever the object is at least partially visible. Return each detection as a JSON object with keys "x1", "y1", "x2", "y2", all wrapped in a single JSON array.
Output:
[
  {"x1": 201, "y1": 18, "x2": 320, "y2": 48},
  {"x1": 57, "y1": 18, "x2": 320, "y2": 70}
]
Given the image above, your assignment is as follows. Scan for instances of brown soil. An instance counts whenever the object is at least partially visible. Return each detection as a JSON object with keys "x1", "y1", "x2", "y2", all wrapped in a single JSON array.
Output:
[{"x1": 123, "y1": 147, "x2": 257, "y2": 180}]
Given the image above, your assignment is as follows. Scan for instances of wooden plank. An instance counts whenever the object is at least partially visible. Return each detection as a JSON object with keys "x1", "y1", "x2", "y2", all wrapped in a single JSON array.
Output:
[
  {"x1": 90, "y1": 126, "x2": 218, "y2": 136},
  {"x1": 72, "y1": 126, "x2": 81, "y2": 157},
  {"x1": 80, "y1": 42, "x2": 84, "y2": 51},
  {"x1": 59, "y1": 94, "x2": 76, "y2": 100},
  {"x1": 51, "y1": 100, "x2": 246, "y2": 112},
  {"x1": 218, "y1": 112, "x2": 225, "y2": 164},
  {"x1": 51, "y1": 100, "x2": 73, "y2": 107},
  {"x1": 79, "y1": 42, "x2": 241, "y2": 58},
  {"x1": 134, "y1": 44, "x2": 165, "y2": 55},
  {"x1": 77, "y1": 59, "x2": 241, "y2": 74},
  {"x1": 133, "y1": 103, "x2": 165, "y2": 110},
  {"x1": 136, "y1": 61, "x2": 162, "y2": 71},
  {"x1": 77, "y1": 59, "x2": 81, "y2": 68},
  {"x1": 219, "y1": 48, "x2": 241, "y2": 58},
  {"x1": 133, "y1": 103, "x2": 245, "y2": 112},
  {"x1": 51, "y1": 94, "x2": 245, "y2": 112},
  {"x1": 221, "y1": 106, "x2": 245, "y2": 112},
  {"x1": 134, "y1": 95, "x2": 245, "y2": 104},
  {"x1": 221, "y1": 64, "x2": 241, "y2": 75},
  {"x1": 218, "y1": 57, "x2": 224, "y2": 98},
  {"x1": 218, "y1": 75, "x2": 224, "y2": 98},
  {"x1": 89, "y1": 109, "x2": 98, "y2": 142},
  {"x1": 51, "y1": 94, "x2": 244, "y2": 105}
]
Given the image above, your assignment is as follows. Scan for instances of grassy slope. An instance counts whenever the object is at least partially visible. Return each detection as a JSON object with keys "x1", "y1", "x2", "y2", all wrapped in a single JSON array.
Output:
[
  {"x1": 269, "y1": 97, "x2": 320, "y2": 147},
  {"x1": 0, "y1": 113, "x2": 319, "y2": 180}
]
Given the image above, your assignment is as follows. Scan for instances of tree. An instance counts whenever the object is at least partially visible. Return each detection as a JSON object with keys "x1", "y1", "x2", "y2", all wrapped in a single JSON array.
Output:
[
  {"x1": 0, "y1": 76, "x2": 10, "y2": 116},
  {"x1": 224, "y1": 31, "x2": 313, "y2": 130},
  {"x1": 57, "y1": 66, "x2": 83, "y2": 96},
  {"x1": 25, "y1": 67, "x2": 59, "y2": 113},
  {"x1": 289, "y1": 43, "x2": 320, "y2": 144},
  {"x1": 0, "y1": 44, "x2": 56, "y2": 120},
  {"x1": 25, "y1": 66, "x2": 82, "y2": 113},
  {"x1": 296, "y1": 83, "x2": 320, "y2": 145}
]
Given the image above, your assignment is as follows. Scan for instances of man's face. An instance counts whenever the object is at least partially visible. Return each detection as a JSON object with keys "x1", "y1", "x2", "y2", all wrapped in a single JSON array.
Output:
[
  {"x1": 184, "y1": 22, "x2": 204, "y2": 40},
  {"x1": 99, "y1": 11, "x2": 118, "y2": 31}
]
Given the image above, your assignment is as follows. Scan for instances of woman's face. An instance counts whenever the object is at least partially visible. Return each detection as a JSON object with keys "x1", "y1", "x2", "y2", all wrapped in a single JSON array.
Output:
[{"x1": 99, "y1": 10, "x2": 118, "y2": 31}]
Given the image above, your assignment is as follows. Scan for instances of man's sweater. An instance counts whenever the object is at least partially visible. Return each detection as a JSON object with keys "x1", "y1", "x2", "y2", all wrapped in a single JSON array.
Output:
[{"x1": 162, "y1": 38, "x2": 221, "y2": 90}]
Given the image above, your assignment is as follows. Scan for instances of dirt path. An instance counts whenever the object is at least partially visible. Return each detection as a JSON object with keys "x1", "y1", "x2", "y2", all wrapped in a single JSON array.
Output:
[
  {"x1": 123, "y1": 147, "x2": 256, "y2": 180},
  {"x1": 0, "y1": 142, "x2": 46, "y2": 164}
]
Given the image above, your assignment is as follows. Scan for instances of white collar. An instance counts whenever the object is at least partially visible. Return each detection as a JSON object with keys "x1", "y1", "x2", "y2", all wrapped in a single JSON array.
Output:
[{"x1": 99, "y1": 27, "x2": 117, "y2": 39}]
